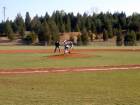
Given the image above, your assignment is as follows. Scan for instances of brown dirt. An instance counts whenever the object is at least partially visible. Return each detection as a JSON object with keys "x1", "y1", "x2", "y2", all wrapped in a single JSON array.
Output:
[
  {"x1": 0, "y1": 65, "x2": 140, "y2": 75},
  {"x1": 0, "y1": 48, "x2": 140, "y2": 54},
  {"x1": 48, "y1": 53, "x2": 91, "y2": 59}
]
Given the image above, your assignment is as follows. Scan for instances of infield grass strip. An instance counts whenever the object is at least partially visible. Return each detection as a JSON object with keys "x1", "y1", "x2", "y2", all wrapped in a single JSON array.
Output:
[
  {"x1": 0, "y1": 46, "x2": 53, "y2": 50},
  {"x1": 0, "y1": 70, "x2": 140, "y2": 105},
  {"x1": 0, "y1": 51, "x2": 140, "y2": 69},
  {"x1": 0, "y1": 45, "x2": 140, "y2": 50}
]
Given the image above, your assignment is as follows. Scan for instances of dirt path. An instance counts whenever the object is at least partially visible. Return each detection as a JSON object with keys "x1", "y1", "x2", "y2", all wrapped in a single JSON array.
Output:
[{"x1": 0, "y1": 65, "x2": 140, "y2": 75}]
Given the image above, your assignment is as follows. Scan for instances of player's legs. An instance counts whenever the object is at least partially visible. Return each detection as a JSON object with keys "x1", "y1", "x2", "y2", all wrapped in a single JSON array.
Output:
[
  {"x1": 64, "y1": 46, "x2": 68, "y2": 54},
  {"x1": 54, "y1": 46, "x2": 60, "y2": 53},
  {"x1": 58, "y1": 46, "x2": 60, "y2": 52},
  {"x1": 54, "y1": 47, "x2": 57, "y2": 53}
]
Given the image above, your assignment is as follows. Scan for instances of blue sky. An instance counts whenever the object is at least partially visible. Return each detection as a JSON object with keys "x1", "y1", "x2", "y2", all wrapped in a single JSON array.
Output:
[{"x1": 0, "y1": 0, "x2": 140, "y2": 21}]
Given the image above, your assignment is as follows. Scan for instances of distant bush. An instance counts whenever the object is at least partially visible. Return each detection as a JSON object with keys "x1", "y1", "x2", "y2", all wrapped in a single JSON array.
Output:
[
  {"x1": 136, "y1": 32, "x2": 140, "y2": 41},
  {"x1": 116, "y1": 29, "x2": 123, "y2": 46},
  {"x1": 8, "y1": 34, "x2": 15, "y2": 41},
  {"x1": 103, "y1": 29, "x2": 108, "y2": 41},
  {"x1": 77, "y1": 35, "x2": 82, "y2": 46},
  {"x1": 23, "y1": 31, "x2": 38, "y2": 45},
  {"x1": 124, "y1": 31, "x2": 136, "y2": 46},
  {"x1": 81, "y1": 28, "x2": 89, "y2": 45}
]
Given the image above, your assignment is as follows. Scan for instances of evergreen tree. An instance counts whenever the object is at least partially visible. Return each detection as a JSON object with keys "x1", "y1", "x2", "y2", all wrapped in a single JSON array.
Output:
[
  {"x1": 124, "y1": 31, "x2": 136, "y2": 46},
  {"x1": 103, "y1": 29, "x2": 108, "y2": 41},
  {"x1": 31, "y1": 15, "x2": 41, "y2": 34},
  {"x1": 85, "y1": 17, "x2": 92, "y2": 31},
  {"x1": 14, "y1": 14, "x2": 25, "y2": 37},
  {"x1": 0, "y1": 22, "x2": 5, "y2": 34},
  {"x1": 44, "y1": 12, "x2": 50, "y2": 21},
  {"x1": 95, "y1": 19, "x2": 102, "y2": 33},
  {"x1": 1, "y1": 10, "x2": 140, "y2": 45},
  {"x1": 116, "y1": 28, "x2": 123, "y2": 46},
  {"x1": 91, "y1": 22, "x2": 96, "y2": 33},
  {"x1": 60, "y1": 23, "x2": 65, "y2": 33},
  {"x1": 19, "y1": 27, "x2": 25, "y2": 38},
  {"x1": 65, "y1": 15, "x2": 71, "y2": 32},
  {"x1": 81, "y1": 28, "x2": 89, "y2": 45},
  {"x1": 107, "y1": 21, "x2": 113, "y2": 38},
  {"x1": 4, "y1": 20, "x2": 14, "y2": 40},
  {"x1": 48, "y1": 19, "x2": 59, "y2": 42},
  {"x1": 81, "y1": 20, "x2": 86, "y2": 32},
  {"x1": 112, "y1": 12, "x2": 119, "y2": 29},
  {"x1": 75, "y1": 24, "x2": 80, "y2": 32},
  {"x1": 128, "y1": 13, "x2": 140, "y2": 32},
  {"x1": 136, "y1": 32, "x2": 140, "y2": 41},
  {"x1": 38, "y1": 21, "x2": 51, "y2": 45},
  {"x1": 76, "y1": 13, "x2": 82, "y2": 31},
  {"x1": 119, "y1": 12, "x2": 126, "y2": 29},
  {"x1": 69, "y1": 13, "x2": 75, "y2": 32},
  {"x1": 58, "y1": 11, "x2": 65, "y2": 33},
  {"x1": 25, "y1": 12, "x2": 31, "y2": 31},
  {"x1": 12, "y1": 22, "x2": 18, "y2": 33}
]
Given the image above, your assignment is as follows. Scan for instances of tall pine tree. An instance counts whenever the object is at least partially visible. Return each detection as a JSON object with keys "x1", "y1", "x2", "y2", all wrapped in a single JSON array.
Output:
[{"x1": 25, "y1": 12, "x2": 31, "y2": 31}]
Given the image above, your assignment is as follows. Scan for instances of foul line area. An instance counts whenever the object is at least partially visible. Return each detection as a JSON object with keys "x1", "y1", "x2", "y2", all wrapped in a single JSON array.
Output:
[{"x1": 0, "y1": 65, "x2": 140, "y2": 75}]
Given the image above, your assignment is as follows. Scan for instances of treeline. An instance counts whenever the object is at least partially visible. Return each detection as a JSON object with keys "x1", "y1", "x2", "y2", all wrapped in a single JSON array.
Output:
[{"x1": 0, "y1": 10, "x2": 140, "y2": 45}]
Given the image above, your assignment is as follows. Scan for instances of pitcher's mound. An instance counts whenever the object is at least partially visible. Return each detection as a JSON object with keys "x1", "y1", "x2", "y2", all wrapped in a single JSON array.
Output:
[{"x1": 48, "y1": 53, "x2": 91, "y2": 59}]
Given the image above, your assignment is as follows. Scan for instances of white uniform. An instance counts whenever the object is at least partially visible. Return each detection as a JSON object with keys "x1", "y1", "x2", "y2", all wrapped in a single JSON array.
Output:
[{"x1": 64, "y1": 40, "x2": 73, "y2": 54}]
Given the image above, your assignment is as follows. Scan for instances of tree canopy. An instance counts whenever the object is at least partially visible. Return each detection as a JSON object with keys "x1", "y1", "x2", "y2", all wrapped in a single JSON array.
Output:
[{"x1": 0, "y1": 11, "x2": 140, "y2": 45}]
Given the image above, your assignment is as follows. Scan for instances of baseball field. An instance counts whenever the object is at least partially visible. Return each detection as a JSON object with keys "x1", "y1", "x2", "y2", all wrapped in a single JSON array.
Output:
[{"x1": 0, "y1": 46, "x2": 140, "y2": 105}]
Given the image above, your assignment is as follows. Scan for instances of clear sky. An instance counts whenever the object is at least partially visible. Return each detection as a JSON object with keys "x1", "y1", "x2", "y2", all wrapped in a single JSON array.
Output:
[{"x1": 0, "y1": 0, "x2": 140, "y2": 21}]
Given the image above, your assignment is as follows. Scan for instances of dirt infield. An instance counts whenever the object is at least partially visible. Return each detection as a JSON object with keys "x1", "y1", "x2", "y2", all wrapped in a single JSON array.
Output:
[
  {"x1": 0, "y1": 65, "x2": 140, "y2": 75},
  {"x1": 0, "y1": 48, "x2": 140, "y2": 75},
  {"x1": 48, "y1": 53, "x2": 91, "y2": 59}
]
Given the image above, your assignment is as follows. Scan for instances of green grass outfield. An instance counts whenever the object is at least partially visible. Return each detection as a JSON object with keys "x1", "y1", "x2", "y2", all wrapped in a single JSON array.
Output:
[
  {"x1": 0, "y1": 46, "x2": 140, "y2": 105},
  {"x1": 0, "y1": 70, "x2": 140, "y2": 105},
  {"x1": 0, "y1": 46, "x2": 140, "y2": 69}
]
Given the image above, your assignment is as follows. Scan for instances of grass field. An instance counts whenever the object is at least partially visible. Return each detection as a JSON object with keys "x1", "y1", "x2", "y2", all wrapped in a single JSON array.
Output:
[
  {"x1": 0, "y1": 46, "x2": 140, "y2": 105},
  {"x1": 0, "y1": 51, "x2": 140, "y2": 69},
  {"x1": 0, "y1": 47, "x2": 140, "y2": 69},
  {"x1": 0, "y1": 70, "x2": 140, "y2": 105}
]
